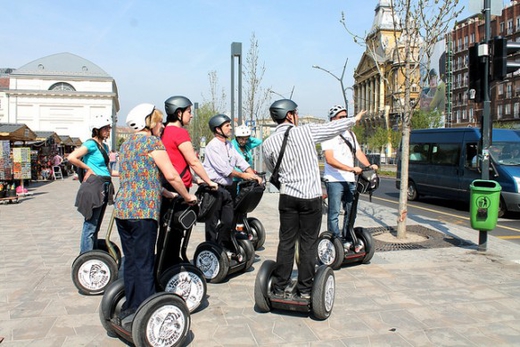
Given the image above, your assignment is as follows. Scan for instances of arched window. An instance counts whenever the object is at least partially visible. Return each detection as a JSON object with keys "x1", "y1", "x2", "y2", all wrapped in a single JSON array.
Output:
[{"x1": 49, "y1": 82, "x2": 76, "y2": 91}]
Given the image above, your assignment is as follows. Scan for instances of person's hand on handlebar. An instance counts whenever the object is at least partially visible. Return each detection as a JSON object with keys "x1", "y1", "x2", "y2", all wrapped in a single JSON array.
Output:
[
  {"x1": 367, "y1": 164, "x2": 379, "y2": 171},
  {"x1": 208, "y1": 181, "x2": 218, "y2": 190},
  {"x1": 161, "y1": 188, "x2": 179, "y2": 199},
  {"x1": 184, "y1": 193, "x2": 198, "y2": 205},
  {"x1": 352, "y1": 166, "x2": 363, "y2": 175}
]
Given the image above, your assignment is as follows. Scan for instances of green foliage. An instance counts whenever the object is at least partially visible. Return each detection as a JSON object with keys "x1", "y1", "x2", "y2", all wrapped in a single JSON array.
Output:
[
  {"x1": 187, "y1": 102, "x2": 215, "y2": 150},
  {"x1": 116, "y1": 137, "x2": 125, "y2": 150},
  {"x1": 411, "y1": 109, "x2": 443, "y2": 129}
]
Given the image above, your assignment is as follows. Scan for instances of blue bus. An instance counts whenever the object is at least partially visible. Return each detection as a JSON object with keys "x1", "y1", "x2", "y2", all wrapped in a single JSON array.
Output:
[{"x1": 396, "y1": 128, "x2": 520, "y2": 217}]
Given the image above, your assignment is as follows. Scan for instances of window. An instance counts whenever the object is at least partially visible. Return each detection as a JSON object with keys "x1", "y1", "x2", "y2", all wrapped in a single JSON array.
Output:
[
  {"x1": 462, "y1": 109, "x2": 467, "y2": 120},
  {"x1": 464, "y1": 36, "x2": 468, "y2": 49},
  {"x1": 505, "y1": 103, "x2": 511, "y2": 115},
  {"x1": 469, "y1": 108, "x2": 474, "y2": 122},
  {"x1": 49, "y1": 82, "x2": 76, "y2": 91},
  {"x1": 431, "y1": 143, "x2": 461, "y2": 166},
  {"x1": 507, "y1": 84, "x2": 513, "y2": 98},
  {"x1": 409, "y1": 143, "x2": 430, "y2": 162},
  {"x1": 500, "y1": 22, "x2": 504, "y2": 33},
  {"x1": 508, "y1": 19, "x2": 513, "y2": 35},
  {"x1": 456, "y1": 110, "x2": 460, "y2": 122},
  {"x1": 498, "y1": 84, "x2": 504, "y2": 95},
  {"x1": 517, "y1": 16, "x2": 520, "y2": 30},
  {"x1": 497, "y1": 105, "x2": 503, "y2": 119},
  {"x1": 470, "y1": 32, "x2": 475, "y2": 44},
  {"x1": 515, "y1": 103, "x2": 520, "y2": 118}
]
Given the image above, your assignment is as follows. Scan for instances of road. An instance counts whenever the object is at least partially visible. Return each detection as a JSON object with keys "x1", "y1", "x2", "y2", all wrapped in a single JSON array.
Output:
[{"x1": 360, "y1": 176, "x2": 520, "y2": 245}]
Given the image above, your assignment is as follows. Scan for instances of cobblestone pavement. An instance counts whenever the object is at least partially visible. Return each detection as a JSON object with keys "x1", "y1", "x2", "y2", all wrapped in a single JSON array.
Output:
[{"x1": 1, "y1": 177, "x2": 520, "y2": 346}]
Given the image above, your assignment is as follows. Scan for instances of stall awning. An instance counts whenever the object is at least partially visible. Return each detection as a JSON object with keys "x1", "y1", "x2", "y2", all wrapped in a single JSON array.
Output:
[
  {"x1": 70, "y1": 137, "x2": 83, "y2": 146},
  {"x1": 34, "y1": 131, "x2": 62, "y2": 144},
  {"x1": 58, "y1": 135, "x2": 74, "y2": 146},
  {"x1": 0, "y1": 123, "x2": 37, "y2": 141}
]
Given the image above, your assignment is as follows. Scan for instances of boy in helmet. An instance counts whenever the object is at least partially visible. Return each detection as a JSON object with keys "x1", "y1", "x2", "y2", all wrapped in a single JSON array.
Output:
[
  {"x1": 262, "y1": 99, "x2": 365, "y2": 299},
  {"x1": 231, "y1": 124, "x2": 263, "y2": 196},
  {"x1": 321, "y1": 105, "x2": 377, "y2": 252},
  {"x1": 203, "y1": 114, "x2": 261, "y2": 255}
]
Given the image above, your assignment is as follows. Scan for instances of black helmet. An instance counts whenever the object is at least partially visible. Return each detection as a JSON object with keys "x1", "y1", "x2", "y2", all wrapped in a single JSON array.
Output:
[
  {"x1": 164, "y1": 96, "x2": 193, "y2": 123},
  {"x1": 209, "y1": 114, "x2": 231, "y2": 133},
  {"x1": 269, "y1": 99, "x2": 298, "y2": 122},
  {"x1": 357, "y1": 169, "x2": 380, "y2": 194}
]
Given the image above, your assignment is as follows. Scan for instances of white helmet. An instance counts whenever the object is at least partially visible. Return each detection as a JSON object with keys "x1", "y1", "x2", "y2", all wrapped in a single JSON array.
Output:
[
  {"x1": 89, "y1": 114, "x2": 112, "y2": 131},
  {"x1": 328, "y1": 105, "x2": 347, "y2": 119},
  {"x1": 126, "y1": 103, "x2": 156, "y2": 131},
  {"x1": 235, "y1": 124, "x2": 251, "y2": 137}
]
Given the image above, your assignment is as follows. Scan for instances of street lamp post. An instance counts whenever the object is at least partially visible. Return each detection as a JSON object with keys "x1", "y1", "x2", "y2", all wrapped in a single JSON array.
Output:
[
  {"x1": 269, "y1": 87, "x2": 295, "y2": 100},
  {"x1": 312, "y1": 58, "x2": 350, "y2": 109}
]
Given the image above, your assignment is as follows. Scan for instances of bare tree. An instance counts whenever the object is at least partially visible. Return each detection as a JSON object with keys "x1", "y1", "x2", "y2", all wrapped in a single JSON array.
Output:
[
  {"x1": 243, "y1": 32, "x2": 271, "y2": 123},
  {"x1": 342, "y1": 0, "x2": 463, "y2": 238}
]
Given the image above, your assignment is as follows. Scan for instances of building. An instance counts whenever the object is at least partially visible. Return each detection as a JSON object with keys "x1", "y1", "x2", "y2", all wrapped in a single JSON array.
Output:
[
  {"x1": 448, "y1": 1, "x2": 520, "y2": 128},
  {"x1": 353, "y1": 0, "x2": 421, "y2": 152},
  {"x1": 0, "y1": 52, "x2": 120, "y2": 146}
]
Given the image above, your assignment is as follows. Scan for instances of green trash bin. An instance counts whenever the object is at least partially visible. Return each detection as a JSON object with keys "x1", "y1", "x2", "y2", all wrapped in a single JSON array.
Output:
[{"x1": 469, "y1": 179, "x2": 502, "y2": 231}]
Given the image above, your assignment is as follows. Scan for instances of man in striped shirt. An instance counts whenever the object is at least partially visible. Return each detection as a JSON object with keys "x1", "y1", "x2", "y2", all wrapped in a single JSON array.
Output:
[{"x1": 262, "y1": 99, "x2": 365, "y2": 299}]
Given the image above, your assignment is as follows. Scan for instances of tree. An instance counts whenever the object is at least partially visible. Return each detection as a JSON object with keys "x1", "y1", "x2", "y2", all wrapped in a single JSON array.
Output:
[
  {"x1": 411, "y1": 109, "x2": 444, "y2": 129},
  {"x1": 342, "y1": 0, "x2": 463, "y2": 238},
  {"x1": 243, "y1": 32, "x2": 271, "y2": 124},
  {"x1": 188, "y1": 71, "x2": 228, "y2": 150}
]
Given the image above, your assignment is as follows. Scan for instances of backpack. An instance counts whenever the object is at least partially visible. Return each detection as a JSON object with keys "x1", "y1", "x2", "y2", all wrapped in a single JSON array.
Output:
[{"x1": 195, "y1": 184, "x2": 219, "y2": 222}]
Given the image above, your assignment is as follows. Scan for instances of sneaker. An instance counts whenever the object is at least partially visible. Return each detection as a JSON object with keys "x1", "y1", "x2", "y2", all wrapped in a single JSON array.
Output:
[
  {"x1": 354, "y1": 243, "x2": 364, "y2": 253},
  {"x1": 343, "y1": 241, "x2": 352, "y2": 251},
  {"x1": 299, "y1": 292, "x2": 311, "y2": 300},
  {"x1": 272, "y1": 288, "x2": 285, "y2": 299},
  {"x1": 121, "y1": 313, "x2": 135, "y2": 331}
]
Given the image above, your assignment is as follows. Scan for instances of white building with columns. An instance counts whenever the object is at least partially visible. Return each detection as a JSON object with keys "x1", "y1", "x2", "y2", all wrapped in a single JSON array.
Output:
[{"x1": 1, "y1": 52, "x2": 119, "y2": 145}]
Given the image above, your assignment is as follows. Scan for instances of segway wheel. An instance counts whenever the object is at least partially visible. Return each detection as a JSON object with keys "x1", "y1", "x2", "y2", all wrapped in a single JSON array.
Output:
[
  {"x1": 247, "y1": 217, "x2": 266, "y2": 250},
  {"x1": 96, "y1": 239, "x2": 122, "y2": 266},
  {"x1": 354, "y1": 227, "x2": 375, "y2": 264},
  {"x1": 132, "y1": 292, "x2": 191, "y2": 347},
  {"x1": 254, "y1": 260, "x2": 277, "y2": 312},
  {"x1": 311, "y1": 265, "x2": 335, "y2": 320},
  {"x1": 99, "y1": 278, "x2": 126, "y2": 337},
  {"x1": 194, "y1": 242, "x2": 229, "y2": 283},
  {"x1": 238, "y1": 239, "x2": 255, "y2": 271},
  {"x1": 72, "y1": 250, "x2": 119, "y2": 295},
  {"x1": 159, "y1": 263, "x2": 207, "y2": 313},
  {"x1": 316, "y1": 232, "x2": 344, "y2": 270}
]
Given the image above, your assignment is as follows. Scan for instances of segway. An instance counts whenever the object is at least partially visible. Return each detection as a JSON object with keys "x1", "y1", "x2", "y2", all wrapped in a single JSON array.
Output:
[
  {"x1": 254, "y1": 259, "x2": 335, "y2": 320},
  {"x1": 233, "y1": 173, "x2": 267, "y2": 250},
  {"x1": 71, "y1": 207, "x2": 122, "y2": 295},
  {"x1": 99, "y1": 198, "x2": 202, "y2": 346},
  {"x1": 99, "y1": 279, "x2": 190, "y2": 347},
  {"x1": 317, "y1": 168, "x2": 378, "y2": 270},
  {"x1": 193, "y1": 185, "x2": 255, "y2": 283}
]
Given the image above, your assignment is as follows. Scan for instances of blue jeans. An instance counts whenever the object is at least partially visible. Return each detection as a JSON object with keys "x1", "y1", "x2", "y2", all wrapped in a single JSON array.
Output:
[
  {"x1": 116, "y1": 218, "x2": 158, "y2": 312},
  {"x1": 80, "y1": 203, "x2": 106, "y2": 254},
  {"x1": 326, "y1": 181, "x2": 356, "y2": 238}
]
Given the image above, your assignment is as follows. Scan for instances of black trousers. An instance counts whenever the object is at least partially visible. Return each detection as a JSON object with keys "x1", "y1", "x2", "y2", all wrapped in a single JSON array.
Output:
[
  {"x1": 205, "y1": 186, "x2": 234, "y2": 248},
  {"x1": 273, "y1": 194, "x2": 322, "y2": 295}
]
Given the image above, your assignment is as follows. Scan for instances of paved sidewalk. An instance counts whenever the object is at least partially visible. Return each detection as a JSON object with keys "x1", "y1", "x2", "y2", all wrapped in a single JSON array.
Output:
[{"x1": 1, "y1": 178, "x2": 520, "y2": 346}]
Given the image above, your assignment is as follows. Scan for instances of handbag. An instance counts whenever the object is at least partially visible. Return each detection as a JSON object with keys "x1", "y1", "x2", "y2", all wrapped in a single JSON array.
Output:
[{"x1": 269, "y1": 126, "x2": 292, "y2": 190}]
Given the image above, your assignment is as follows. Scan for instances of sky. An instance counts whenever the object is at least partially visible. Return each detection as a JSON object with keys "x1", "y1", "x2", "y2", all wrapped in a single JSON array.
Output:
[{"x1": 1, "y1": 0, "x2": 472, "y2": 125}]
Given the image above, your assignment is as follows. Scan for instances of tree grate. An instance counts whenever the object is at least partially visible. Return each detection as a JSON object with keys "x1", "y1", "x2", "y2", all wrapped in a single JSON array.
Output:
[{"x1": 367, "y1": 225, "x2": 474, "y2": 252}]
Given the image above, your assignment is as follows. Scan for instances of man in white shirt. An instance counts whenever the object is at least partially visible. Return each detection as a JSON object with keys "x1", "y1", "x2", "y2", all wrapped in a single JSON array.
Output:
[{"x1": 321, "y1": 105, "x2": 378, "y2": 250}]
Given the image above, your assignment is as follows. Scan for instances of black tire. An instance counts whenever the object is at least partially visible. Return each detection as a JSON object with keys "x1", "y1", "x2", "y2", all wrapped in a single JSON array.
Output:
[
  {"x1": 254, "y1": 260, "x2": 277, "y2": 312},
  {"x1": 96, "y1": 239, "x2": 122, "y2": 266},
  {"x1": 247, "y1": 217, "x2": 266, "y2": 250},
  {"x1": 238, "y1": 239, "x2": 255, "y2": 271},
  {"x1": 72, "y1": 250, "x2": 118, "y2": 295},
  {"x1": 311, "y1": 265, "x2": 335, "y2": 320},
  {"x1": 407, "y1": 180, "x2": 419, "y2": 201},
  {"x1": 194, "y1": 242, "x2": 229, "y2": 283},
  {"x1": 354, "y1": 227, "x2": 375, "y2": 264},
  {"x1": 316, "y1": 232, "x2": 344, "y2": 270},
  {"x1": 158, "y1": 264, "x2": 207, "y2": 313},
  {"x1": 99, "y1": 278, "x2": 126, "y2": 337},
  {"x1": 498, "y1": 196, "x2": 507, "y2": 218},
  {"x1": 132, "y1": 292, "x2": 191, "y2": 347}
]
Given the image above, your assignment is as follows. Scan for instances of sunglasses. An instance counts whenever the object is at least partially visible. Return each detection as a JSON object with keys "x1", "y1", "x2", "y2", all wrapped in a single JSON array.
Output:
[{"x1": 338, "y1": 116, "x2": 347, "y2": 119}]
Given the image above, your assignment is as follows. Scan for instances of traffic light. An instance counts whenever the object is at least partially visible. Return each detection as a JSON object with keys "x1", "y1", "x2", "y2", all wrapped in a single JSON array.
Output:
[
  {"x1": 468, "y1": 43, "x2": 485, "y2": 103},
  {"x1": 492, "y1": 36, "x2": 520, "y2": 81}
]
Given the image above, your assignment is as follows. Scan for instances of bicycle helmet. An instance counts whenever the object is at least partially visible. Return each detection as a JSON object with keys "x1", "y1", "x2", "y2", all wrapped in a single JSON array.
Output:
[
  {"x1": 357, "y1": 169, "x2": 380, "y2": 194},
  {"x1": 269, "y1": 99, "x2": 298, "y2": 122},
  {"x1": 328, "y1": 105, "x2": 347, "y2": 119},
  {"x1": 209, "y1": 114, "x2": 231, "y2": 133},
  {"x1": 89, "y1": 114, "x2": 112, "y2": 131},
  {"x1": 164, "y1": 96, "x2": 193, "y2": 123},
  {"x1": 235, "y1": 124, "x2": 251, "y2": 137},
  {"x1": 126, "y1": 103, "x2": 155, "y2": 131}
]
